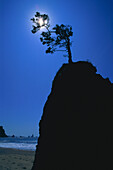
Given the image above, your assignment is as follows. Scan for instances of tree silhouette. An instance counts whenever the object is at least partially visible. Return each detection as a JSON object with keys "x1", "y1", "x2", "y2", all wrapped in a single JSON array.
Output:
[{"x1": 31, "y1": 12, "x2": 73, "y2": 63}]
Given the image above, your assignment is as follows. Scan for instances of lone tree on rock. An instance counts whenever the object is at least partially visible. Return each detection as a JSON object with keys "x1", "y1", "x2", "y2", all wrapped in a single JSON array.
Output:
[{"x1": 31, "y1": 12, "x2": 73, "y2": 63}]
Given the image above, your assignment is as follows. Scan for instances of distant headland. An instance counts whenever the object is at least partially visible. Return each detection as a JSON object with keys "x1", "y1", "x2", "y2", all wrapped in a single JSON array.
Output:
[{"x1": 0, "y1": 126, "x2": 8, "y2": 137}]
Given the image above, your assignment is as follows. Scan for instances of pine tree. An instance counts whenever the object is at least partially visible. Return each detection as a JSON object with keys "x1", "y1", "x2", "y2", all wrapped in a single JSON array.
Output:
[{"x1": 31, "y1": 12, "x2": 73, "y2": 63}]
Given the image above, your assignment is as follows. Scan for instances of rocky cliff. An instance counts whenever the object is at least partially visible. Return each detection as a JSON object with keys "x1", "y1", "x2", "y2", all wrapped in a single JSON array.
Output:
[
  {"x1": 0, "y1": 126, "x2": 7, "y2": 137},
  {"x1": 32, "y1": 61, "x2": 113, "y2": 170}
]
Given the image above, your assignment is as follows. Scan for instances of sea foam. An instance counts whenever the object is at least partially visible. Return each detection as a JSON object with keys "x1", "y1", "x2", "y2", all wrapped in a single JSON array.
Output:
[{"x1": 0, "y1": 137, "x2": 37, "y2": 151}]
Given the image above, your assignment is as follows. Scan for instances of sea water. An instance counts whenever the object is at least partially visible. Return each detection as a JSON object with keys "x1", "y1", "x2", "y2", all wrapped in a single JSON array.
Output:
[{"x1": 0, "y1": 137, "x2": 38, "y2": 151}]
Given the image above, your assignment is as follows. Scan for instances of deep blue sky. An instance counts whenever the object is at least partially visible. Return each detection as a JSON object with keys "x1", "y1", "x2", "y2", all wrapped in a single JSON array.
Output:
[{"x1": 0, "y1": 0, "x2": 113, "y2": 136}]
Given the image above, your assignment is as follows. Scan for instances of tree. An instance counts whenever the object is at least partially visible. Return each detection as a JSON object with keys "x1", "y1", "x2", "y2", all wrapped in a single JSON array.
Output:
[{"x1": 31, "y1": 12, "x2": 73, "y2": 63}]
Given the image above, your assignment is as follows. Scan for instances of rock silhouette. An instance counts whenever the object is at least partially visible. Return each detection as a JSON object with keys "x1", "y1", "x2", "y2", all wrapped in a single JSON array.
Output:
[
  {"x1": 0, "y1": 126, "x2": 7, "y2": 137},
  {"x1": 32, "y1": 61, "x2": 113, "y2": 170}
]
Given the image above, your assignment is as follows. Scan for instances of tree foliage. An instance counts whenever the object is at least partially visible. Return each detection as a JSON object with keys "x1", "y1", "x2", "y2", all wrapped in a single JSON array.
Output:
[{"x1": 31, "y1": 12, "x2": 73, "y2": 63}]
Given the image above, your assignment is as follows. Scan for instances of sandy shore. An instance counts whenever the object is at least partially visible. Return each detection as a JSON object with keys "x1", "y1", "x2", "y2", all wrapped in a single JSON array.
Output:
[{"x1": 0, "y1": 147, "x2": 35, "y2": 170}]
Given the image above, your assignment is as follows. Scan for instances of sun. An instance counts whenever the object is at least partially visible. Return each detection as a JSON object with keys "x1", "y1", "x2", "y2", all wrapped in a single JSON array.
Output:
[
  {"x1": 39, "y1": 18, "x2": 44, "y2": 27},
  {"x1": 31, "y1": 12, "x2": 50, "y2": 31}
]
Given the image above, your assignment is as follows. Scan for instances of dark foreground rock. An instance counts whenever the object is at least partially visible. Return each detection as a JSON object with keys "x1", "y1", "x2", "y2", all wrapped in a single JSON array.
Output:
[
  {"x1": 0, "y1": 126, "x2": 7, "y2": 137},
  {"x1": 32, "y1": 61, "x2": 113, "y2": 170}
]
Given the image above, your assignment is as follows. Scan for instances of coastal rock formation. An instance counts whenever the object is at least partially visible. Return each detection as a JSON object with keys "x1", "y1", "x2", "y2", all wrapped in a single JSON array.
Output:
[
  {"x1": 0, "y1": 126, "x2": 7, "y2": 137},
  {"x1": 32, "y1": 61, "x2": 113, "y2": 170}
]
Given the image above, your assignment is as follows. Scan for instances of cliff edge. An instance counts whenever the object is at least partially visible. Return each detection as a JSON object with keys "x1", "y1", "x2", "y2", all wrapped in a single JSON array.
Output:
[{"x1": 32, "y1": 61, "x2": 113, "y2": 169}]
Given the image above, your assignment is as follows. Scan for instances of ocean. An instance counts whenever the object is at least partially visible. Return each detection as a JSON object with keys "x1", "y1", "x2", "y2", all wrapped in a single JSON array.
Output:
[{"x1": 0, "y1": 137, "x2": 38, "y2": 151}]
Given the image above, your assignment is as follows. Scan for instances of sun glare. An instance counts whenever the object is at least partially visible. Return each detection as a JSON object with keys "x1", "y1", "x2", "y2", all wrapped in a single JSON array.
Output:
[{"x1": 39, "y1": 18, "x2": 44, "y2": 27}]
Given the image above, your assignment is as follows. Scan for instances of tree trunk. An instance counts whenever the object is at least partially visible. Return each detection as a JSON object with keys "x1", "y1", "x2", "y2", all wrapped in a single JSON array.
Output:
[{"x1": 67, "y1": 38, "x2": 72, "y2": 64}]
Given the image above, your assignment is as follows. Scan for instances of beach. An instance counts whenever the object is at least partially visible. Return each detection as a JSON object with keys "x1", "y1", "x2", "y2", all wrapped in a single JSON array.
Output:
[{"x1": 0, "y1": 147, "x2": 35, "y2": 170}]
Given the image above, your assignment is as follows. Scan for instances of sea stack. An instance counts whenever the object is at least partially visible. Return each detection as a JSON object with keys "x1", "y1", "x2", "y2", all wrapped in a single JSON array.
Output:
[
  {"x1": 32, "y1": 61, "x2": 113, "y2": 169},
  {"x1": 0, "y1": 126, "x2": 7, "y2": 137}
]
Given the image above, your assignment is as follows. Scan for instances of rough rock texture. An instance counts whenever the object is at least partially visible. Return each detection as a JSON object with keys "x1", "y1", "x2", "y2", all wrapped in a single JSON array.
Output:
[
  {"x1": 32, "y1": 61, "x2": 113, "y2": 170},
  {"x1": 0, "y1": 126, "x2": 7, "y2": 137}
]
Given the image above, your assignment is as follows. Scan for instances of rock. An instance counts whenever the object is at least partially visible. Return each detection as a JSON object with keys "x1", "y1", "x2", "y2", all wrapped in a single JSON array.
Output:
[
  {"x1": 0, "y1": 126, "x2": 8, "y2": 137},
  {"x1": 32, "y1": 61, "x2": 113, "y2": 170},
  {"x1": 31, "y1": 134, "x2": 34, "y2": 138}
]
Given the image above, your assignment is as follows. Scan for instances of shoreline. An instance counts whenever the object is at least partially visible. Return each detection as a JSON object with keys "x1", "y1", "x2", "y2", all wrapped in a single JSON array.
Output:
[
  {"x1": 0, "y1": 147, "x2": 35, "y2": 170},
  {"x1": 0, "y1": 147, "x2": 35, "y2": 152}
]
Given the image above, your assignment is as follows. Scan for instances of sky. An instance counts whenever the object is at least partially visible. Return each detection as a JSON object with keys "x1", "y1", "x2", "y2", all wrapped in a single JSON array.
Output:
[{"x1": 0, "y1": 0, "x2": 113, "y2": 136}]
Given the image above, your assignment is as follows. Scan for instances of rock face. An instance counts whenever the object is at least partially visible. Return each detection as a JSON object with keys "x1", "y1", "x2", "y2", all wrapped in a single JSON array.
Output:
[
  {"x1": 32, "y1": 61, "x2": 113, "y2": 170},
  {"x1": 0, "y1": 126, "x2": 7, "y2": 137}
]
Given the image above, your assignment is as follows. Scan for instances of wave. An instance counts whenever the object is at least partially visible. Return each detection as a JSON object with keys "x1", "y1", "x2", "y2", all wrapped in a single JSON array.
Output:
[{"x1": 0, "y1": 142, "x2": 36, "y2": 151}]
